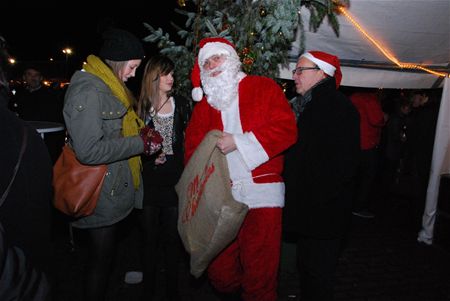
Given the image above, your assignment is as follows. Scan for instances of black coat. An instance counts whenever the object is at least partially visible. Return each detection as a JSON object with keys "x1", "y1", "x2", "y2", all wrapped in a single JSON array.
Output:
[{"x1": 283, "y1": 79, "x2": 360, "y2": 239}]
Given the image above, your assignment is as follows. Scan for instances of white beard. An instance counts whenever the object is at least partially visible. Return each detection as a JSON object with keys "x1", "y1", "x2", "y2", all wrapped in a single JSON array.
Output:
[{"x1": 201, "y1": 56, "x2": 241, "y2": 111}]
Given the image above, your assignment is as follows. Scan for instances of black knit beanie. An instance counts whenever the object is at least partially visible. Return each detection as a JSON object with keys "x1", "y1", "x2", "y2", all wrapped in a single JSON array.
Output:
[{"x1": 99, "y1": 28, "x2": 145, "y2": 61}]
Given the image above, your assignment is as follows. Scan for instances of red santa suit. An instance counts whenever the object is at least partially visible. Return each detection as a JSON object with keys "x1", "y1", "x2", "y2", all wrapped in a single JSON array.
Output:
[{"x1": 185, "y1": 50, "x2": 297, "y2": 300}]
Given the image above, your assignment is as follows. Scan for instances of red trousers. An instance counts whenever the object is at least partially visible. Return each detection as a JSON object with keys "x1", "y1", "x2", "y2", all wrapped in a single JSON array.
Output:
[{"x1": 207, "y1": 208, "x2": 282, "y2": 301}]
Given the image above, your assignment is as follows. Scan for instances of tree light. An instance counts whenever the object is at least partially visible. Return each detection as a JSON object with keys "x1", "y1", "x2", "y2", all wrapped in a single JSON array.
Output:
[{"x1": 62, "y1": 48, "x2": 73, "y2": 55}]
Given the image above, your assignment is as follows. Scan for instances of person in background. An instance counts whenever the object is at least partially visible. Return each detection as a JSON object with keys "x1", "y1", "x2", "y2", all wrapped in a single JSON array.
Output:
[
  {"x1": 0, "y1": 35, "x2": 52, "y2": 301},
  {"x1": 136, "y1": 55, "x2": 192, "y2": 300},
  {"x1": 407, "y1": 89, "x2": 440, "y2": 230},
  {"x1": 382, "y1": 96, "x2": 412, "y2": 192},
  {"x1": 63, "y1": 28, "x2": 162, "y2": 301},
  {"x1": 185, "y1": 37, "x2": 297, "y2": 301},
  {"x1": 9, "y1": 65, "x2": 66, "y2": 162},
  {"x1": 350, "y1": 89, "x2": 386, "y2": 218},
  {"x1": 283, "y1": 51, "x2": 360, "y2": 301},
  {"x1": 9, "y1": 66, "x2": 63, "y2": 123}
]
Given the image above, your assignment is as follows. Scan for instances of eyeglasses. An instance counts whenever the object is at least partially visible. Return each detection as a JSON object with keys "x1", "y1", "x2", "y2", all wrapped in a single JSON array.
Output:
[{"x1": 292, "y1": 67, "x2": 320, "y2": 75}]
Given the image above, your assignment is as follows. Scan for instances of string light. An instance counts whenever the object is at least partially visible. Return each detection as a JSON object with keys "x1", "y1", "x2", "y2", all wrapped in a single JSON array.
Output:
[{"x1": 336, "y1": 6, "x2": 449, "y2": 78}]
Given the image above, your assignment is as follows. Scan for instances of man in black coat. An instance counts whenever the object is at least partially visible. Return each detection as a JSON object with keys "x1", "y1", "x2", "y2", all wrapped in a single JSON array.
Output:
[
  {"x1": 9, "y1": 66, "x2": 63, "y2": 123},
  {"x1": 9, "y1": 66, "x2": 66, "y2": 163},
  {"x1": 283, "y1": 51, "x2": 360, "y2": 301}
]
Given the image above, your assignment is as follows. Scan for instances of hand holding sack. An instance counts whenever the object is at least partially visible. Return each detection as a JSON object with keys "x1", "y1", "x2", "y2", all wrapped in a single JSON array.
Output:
[{"x1": 140, "y1": 126, "x2": 163, "y2": 156}]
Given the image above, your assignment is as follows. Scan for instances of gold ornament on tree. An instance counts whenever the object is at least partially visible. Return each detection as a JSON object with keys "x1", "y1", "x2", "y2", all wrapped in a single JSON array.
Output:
[
  {"x1": 239, "y1": 46, "x2": 256, "y2": 73},
  {"x1": 241, "y1": 47, "x2": 250, "y2": 55},
  {"x1": 222, "y1": 23, "x2": 230, "y2": 31},
  {"x1": 281, "y1": 82, "x2": 288, "y2": 93},
  {"x1": 178, "y1": 0, "x2": 186, "y2": 7},
  {"x1": 222, "y1": 15, "x2": 230, "y2": 31},
  {"x1": 259, "y1": 5, "x2": 267, "y2": 17},
  {"x1": 243, "y1": 57, "x2": 254, "y2": 66}
]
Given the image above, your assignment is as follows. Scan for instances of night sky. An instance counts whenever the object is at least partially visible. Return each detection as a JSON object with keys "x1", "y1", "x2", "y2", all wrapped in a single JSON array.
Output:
[{"x1": 1, "y1": 5, "x2": 184, "y2": 80}]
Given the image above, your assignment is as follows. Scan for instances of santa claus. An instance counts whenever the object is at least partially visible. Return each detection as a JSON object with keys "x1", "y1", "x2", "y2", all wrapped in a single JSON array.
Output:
[{"x1": 185, "y1": 37, "x2": 297, "y2": 301}]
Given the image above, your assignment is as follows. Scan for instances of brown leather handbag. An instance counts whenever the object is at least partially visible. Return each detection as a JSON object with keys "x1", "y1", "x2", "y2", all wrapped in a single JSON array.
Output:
[{"x1": 53, "y1": 145, "x2": 107, "y2": 218}]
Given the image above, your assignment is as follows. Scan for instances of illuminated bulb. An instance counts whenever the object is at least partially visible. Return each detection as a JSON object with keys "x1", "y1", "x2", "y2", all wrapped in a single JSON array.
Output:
[{"x1": 62, "y1": 48, "x2": 73, "y2": 55}]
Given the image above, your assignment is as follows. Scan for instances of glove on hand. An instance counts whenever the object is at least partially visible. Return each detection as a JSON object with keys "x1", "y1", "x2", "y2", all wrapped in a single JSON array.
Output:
[{"x1": 139, "y1": 126, "x2": 163, "y2": 156}]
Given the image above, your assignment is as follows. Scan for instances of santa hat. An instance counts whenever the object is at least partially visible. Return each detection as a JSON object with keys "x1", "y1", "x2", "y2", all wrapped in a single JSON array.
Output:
[
  {"x1": 191, "y1": 37, "x2": 239, "y2": 102},
  {"x1": 300, "y1": 51, "x2": 342, "y2": 88}
]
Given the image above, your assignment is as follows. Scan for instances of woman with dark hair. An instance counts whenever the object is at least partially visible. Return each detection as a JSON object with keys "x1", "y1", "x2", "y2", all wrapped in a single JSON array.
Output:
[{"x1": 137, "y1": 55, "x2": 191, "y2": 300}]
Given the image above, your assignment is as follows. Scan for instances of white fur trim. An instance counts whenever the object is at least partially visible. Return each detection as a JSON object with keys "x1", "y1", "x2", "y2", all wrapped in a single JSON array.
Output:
[
  {"x1": 199, "y1": 42, "x2": 238, "y2": 66},
  {"x1": 301, "y1": 52, "x2": 336, "y2": 76},
  {"x1": 191, "y1": 87, "x2": 203, "y2": 102},
  {"x1": 231, "y1": 181, "x2": 285, "y2": 209},
  {"x1": 234, "y1": 132, "x2": 269, "y2": 170}
]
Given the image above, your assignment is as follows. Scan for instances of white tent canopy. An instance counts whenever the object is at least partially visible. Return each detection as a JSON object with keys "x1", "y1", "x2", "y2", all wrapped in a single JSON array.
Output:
[
  {"x1": 279, "y1": 0, "x2": 450, "y2": 245},
  {"x1": 279, "y1": 0, "x2": 450, "y2": 89}
]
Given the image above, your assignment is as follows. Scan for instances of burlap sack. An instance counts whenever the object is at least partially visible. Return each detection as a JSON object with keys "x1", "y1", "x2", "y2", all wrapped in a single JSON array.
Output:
[{"x1": 176, "y1": 130, "x2": 249, "y2": 278}]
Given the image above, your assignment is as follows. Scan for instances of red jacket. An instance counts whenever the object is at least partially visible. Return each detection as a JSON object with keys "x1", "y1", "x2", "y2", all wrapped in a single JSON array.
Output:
[{"x1": 350, "y1": 92, "x2": 385, "y2": 150}]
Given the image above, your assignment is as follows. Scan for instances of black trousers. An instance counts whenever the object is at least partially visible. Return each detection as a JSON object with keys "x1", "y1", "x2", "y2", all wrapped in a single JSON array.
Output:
[
  {"x1": 85, "y1": 224, "x2": 118, "y2": 301},
  {"x1": 140, "y1": 205, "x2": 182, "y2": 298},
  {"x1": 297, "y1": 236, "x2": 343, "y2": 301},
  {"x1": 353, "y1": 147, "x2": 379, "y2": 211}
]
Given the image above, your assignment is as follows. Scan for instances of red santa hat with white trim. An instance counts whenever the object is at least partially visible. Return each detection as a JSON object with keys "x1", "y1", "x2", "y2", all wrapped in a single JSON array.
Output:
[
  {"x1": 300, "y1": 51, "x2": 343, "y2": 88},
  {"x1": 191, "y1": 37, "x2": 239, "y2": 102}
]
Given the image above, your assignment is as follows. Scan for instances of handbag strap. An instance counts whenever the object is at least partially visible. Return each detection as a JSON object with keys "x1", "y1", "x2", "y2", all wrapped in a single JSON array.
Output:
[{"x1": 0, "y1": 125, "x2": 28, "y2": 206}]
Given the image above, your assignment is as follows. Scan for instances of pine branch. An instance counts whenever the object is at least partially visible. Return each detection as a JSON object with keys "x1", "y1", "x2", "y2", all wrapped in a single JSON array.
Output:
[{"x1": 142, "y1": 0, "x2": 343, "y2": 100}]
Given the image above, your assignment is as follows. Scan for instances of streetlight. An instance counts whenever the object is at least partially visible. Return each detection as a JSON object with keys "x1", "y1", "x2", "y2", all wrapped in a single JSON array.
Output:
[{"x1": 62, "y1": 48, "x2": 73, "y2": 79}]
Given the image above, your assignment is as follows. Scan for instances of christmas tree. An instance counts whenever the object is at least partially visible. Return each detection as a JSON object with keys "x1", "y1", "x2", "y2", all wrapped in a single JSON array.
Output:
[{"x1": 143, "y1": 0, "x2": 348, "y2": 99}]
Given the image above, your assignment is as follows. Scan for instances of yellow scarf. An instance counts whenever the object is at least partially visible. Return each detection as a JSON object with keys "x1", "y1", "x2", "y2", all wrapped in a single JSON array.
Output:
[{"x1": 83, "y1": 54, "x2": 144, "y2": 189}]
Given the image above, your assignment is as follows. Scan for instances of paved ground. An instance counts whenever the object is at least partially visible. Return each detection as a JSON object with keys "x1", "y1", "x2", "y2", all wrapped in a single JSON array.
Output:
[{"x1": 51, "y1": 191, "x2": 450, "y2": 301}]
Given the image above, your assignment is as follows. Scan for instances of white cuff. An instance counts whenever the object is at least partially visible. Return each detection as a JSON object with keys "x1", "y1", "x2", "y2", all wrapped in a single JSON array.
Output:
[{"x1": 234, "y1": 132, "x2": 269, "y2": 170}]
